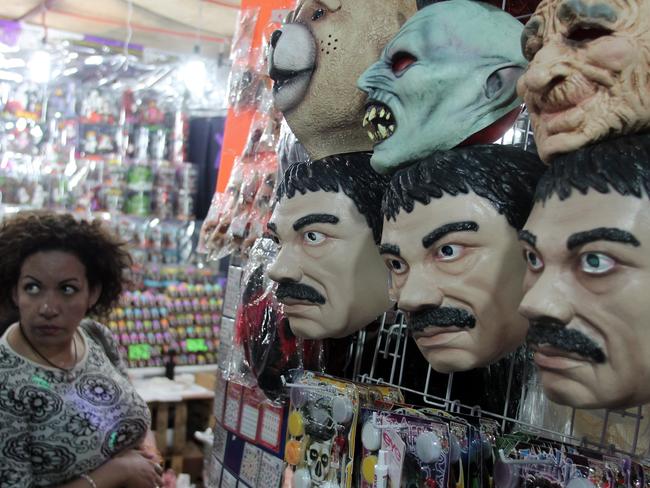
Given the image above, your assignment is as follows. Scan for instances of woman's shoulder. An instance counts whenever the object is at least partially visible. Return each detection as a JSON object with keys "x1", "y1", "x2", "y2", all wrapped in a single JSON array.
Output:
[
  {"x1": 0, "y1": 324, "x2": 28, "y2": 374},
  {"x1": 80, "y1": 318, "x2": 128, "y2": 377}
]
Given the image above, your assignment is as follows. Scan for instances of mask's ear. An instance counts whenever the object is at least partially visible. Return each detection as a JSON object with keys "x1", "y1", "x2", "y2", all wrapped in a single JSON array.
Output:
[{"x1": 485, "y1": 66, "x2": 526, "y2": 100}]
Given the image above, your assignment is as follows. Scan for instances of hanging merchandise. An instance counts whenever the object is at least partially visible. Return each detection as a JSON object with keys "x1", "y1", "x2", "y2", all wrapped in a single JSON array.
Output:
[
  {"x1": 284, "y1": 372, "x2": 361, "y2": 488},
  {"x1": 228, "y1": 6, "x2": 264, "y2": 116},
  {"x1": 265, "y1": 153, "x2": 392, "y2": 341},
  {"x1": 229, "y1": 237, "x2": 324, "y2": 401},
  {"x1": 267, "y1": 0, "x2": 418, "y2": 160},
  {"x1": 380, "y1": 146, "x2": 545, "y2": 373},
  {"x1": 357, "y1": 0, "x2": 527, "y2": 174},
  {"x1": 358, "y1": 409, "x2": 452, "y2": 488},
  {"x1": 517, "y1": 0, "x2": 650, "y2": 163},
  {"x1": 203, "y1": 1, "x2": 650, "y2": 487},
  {"x1": 201, "y1": 86, "x2": 282, "y2": 260}
]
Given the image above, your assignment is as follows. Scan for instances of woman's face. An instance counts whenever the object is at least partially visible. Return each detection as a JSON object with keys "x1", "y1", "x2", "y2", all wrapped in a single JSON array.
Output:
[{"x1": 12, "y1": 250, "x2": 100, "y2": 347}]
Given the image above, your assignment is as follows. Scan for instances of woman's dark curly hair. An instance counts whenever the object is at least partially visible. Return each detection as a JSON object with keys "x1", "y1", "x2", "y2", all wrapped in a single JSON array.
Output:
[{"x1": 0, "y1": 211, "x2": 132, "y2": 317}]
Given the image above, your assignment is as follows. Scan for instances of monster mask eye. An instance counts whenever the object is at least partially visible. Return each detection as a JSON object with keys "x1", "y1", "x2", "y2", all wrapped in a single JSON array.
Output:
[
  {"x1": 391, "y1": 52, "x2": 417, "y2": 76},
  {"x1": 566, "y1": 23, "x2": 613, "y2": 43},
  {"x1": 312, "y1": 8, "x2": 325, "y2": 21},
  {"x1": 521, "y1": 17, "x2": 544, "y2": 61}
]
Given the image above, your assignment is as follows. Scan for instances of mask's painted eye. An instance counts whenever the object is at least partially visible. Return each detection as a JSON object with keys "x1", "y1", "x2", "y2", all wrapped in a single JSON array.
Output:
[
  {"x1": 524, "y1": 249, "x2": 544, "y2": 271},
  {"x1": 391, "y1": 52, "x2": 416, "y2": 75},
  {"x1": 580, "y1": 252, "x2": 615, "y2": 275},
  {"x1": 567, "y1": 24, "x2": 613, "y2": 43},
  {"x1": 303, "y1": 231, "x2": 326, "y2": 245},
  {"x1": 435, "y1": 244, "x2": 464, "y2": 262},
  {"x1": 312, "y1": 8, "x2": 325, "y2": 20},
  {"x1": 384, "y1": 257, "x2": 409, "y2": 275}
]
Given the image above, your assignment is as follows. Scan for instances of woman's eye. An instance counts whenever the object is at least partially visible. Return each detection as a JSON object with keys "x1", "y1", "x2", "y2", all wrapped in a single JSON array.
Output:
[
  {"x1": 580, "y1": 252, "x2": 615, "y2": 275},
  {"x1": 435, "y1": 244, "x2": 464, "y2": 262},
  {"x1": 384, "y1": 257, "x2": 408, "y2": 275},
  {"x1": 524, "y1": 249, "x2": 544, "y2": 271},
  {"x1": 303, "y1": 231, "x2": 326, "y2": 245},
  {"x1": 24, "y1": 283, "x2": 40, "y2": 294},
  {"x1": 62, "y1": 285, "x2": 78, "y2": 295},
  {"x1": 312, "y1": 8, "x2": 325, "y2": 20}
]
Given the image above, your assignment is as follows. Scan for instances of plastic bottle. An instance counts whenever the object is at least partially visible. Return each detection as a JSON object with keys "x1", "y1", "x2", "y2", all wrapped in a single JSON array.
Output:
[{"x1": 373, "y1": 449, "x2": 389, "y2": 488}]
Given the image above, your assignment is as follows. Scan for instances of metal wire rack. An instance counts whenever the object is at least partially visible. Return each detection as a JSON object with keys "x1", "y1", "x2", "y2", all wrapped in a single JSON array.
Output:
[{"x1": 354, "y1": 310, "x2": 650, "y2": 461}]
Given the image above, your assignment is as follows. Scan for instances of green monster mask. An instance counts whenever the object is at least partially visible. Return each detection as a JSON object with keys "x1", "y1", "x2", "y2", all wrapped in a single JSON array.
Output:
[{"x1": 358, "y1": 0, "x2": 528, "y2": 174}]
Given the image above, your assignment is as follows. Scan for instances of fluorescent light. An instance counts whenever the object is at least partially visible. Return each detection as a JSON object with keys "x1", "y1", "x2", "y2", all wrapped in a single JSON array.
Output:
[
  {"x1": 0, "y1": 70, "x2": 23, "y2": 83},
  {"x1": 1, "y1": 58, "x2": 26, "y2": 69},
  {"x1": 63, "y1": 67, "x2": 78, "y2": 76},
  {"x1": 28, "y1": 50, "x2": 52, "y2": 83},
  {"x1": 181, "y1": 58, "x2": 207, "y2": 95},
  {"x1": 84, "y1": 55, "x2": 103, "y2": 65}
]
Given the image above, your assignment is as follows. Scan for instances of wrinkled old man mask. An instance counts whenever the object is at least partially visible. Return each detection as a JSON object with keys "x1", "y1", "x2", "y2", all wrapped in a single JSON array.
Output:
[
  {"x1": 517, "y1": 0, "x2": 650, "y2": 163},
  {"x1": 358, "y1": 0, "x2": 527, "y2": 174},
  {"x1": 267, "y1": 154, "x2": 391, "y2": 339},
  {"x1": 520, "y1": 134, "x2": 650, "y2": 409},
  {"x1": 268, "y1": 0, "x2": 417, "y2": 160},
  {"x1": 381, "y1": 145, "x2": 545, "y2": 373}
]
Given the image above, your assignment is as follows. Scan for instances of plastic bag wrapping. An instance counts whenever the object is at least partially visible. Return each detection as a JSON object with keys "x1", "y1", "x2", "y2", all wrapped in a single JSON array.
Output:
[
  {"x1": 276, "y1": 118, "x2": 310, "y2": 174},
  {"x1": 517, "y1": 359, "x2": 575, "y2": 442},
  {"x1": 200, "y1": 151, "x2": 278, "y2": 260},
  {"x1": 519, "y1": 360, "x2": 650, "y2": 459},
  {"x1": 229, "y1": 7, "x2": 260, "y2": 63},
  {"x1": 227, "y1": 153, "x2": 278, "y2": 257},
  {"x1": 226, "y1": 237, "x2": 323, "y2": 401},
  {"x1": 242, "y1": 90, "x2": 281, "y2": 159},
  {"x1": 201, "y1": 159, "x2": 246, "y2": 260}
]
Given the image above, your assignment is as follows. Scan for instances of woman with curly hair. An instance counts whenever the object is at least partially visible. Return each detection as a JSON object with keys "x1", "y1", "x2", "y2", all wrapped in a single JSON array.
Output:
[{"x1": 0, "y1": 211, "x2": 162, "y2": 488}]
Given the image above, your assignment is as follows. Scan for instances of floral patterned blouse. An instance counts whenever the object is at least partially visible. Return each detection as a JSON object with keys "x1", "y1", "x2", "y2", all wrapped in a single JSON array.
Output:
[{"x1": 0, "y1": 320, "x2": 151, "y2": 487}]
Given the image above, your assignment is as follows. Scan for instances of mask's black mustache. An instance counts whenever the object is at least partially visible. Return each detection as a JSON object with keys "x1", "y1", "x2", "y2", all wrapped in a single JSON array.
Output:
[
  {"x1": 527, "y1": 320, "x2": 606, "y2": 364},
  {"x1": 409, "y1": 307, "x2": 476, "y2": 332},
  {"x1": 276, "y1": 282, "x2": 326, "y2": 305}
]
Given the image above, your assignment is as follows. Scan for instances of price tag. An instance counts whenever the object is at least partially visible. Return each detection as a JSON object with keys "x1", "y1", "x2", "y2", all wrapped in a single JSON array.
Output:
[
  {"x1": 213, "y1": 374, "x2": 227, "y2": 423},
  {"x1": 239, "y1": 387, "x2": 261, "y2": 442},
  {"x1": 221, "y1": 468, "x2": 238, "y2": 488},
  {"x1": 218, "y1": 317, "x2": 235, "y2": 370},
  {"x1": 222, "y1": 266, "x2": 243, "y2": 318},
  {"x1": 257, "y1": 402, "x2": 285, "y2": 453},
  {"x1": 223, "y1": 382, "x2": 243, "y2": 433}
]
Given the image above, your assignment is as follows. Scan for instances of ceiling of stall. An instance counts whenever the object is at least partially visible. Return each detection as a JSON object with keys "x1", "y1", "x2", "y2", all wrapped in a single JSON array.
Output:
[{"x1": 0, "y1": 0, "x2": 240, "y2": 56}]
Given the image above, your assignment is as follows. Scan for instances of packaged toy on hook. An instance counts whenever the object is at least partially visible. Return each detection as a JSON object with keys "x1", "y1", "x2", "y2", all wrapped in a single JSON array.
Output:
[
  {"x1": 284, "y1": 371, "x2": 361, "y2": 488},
  {"x1": 358, "y1": 409, "x2": 451, "y2": 488}
]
